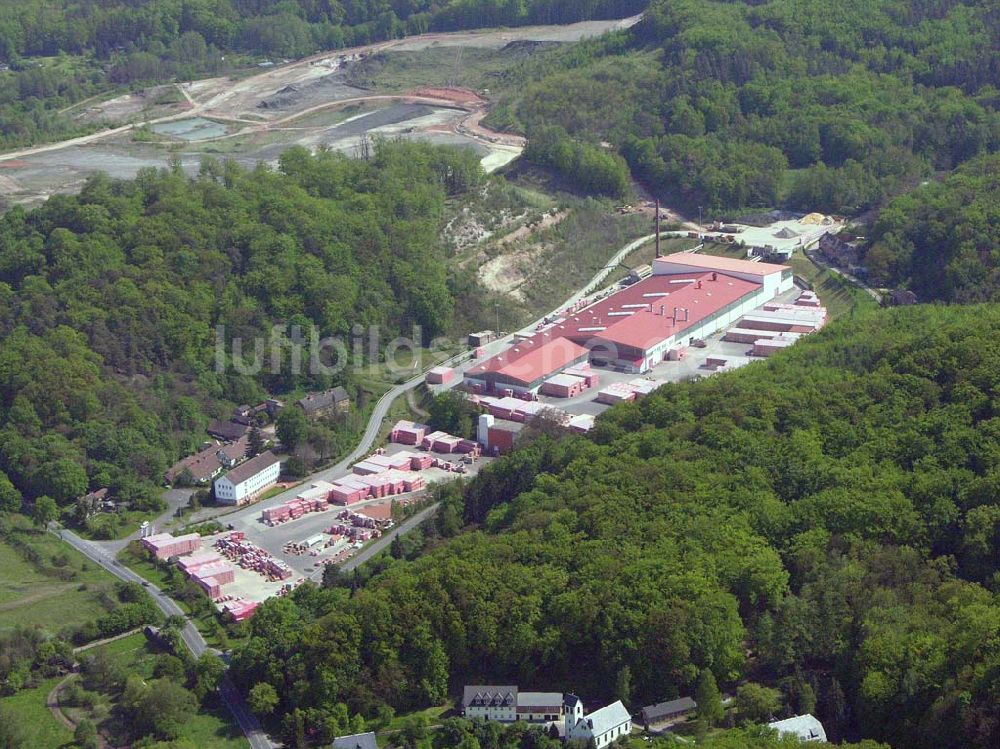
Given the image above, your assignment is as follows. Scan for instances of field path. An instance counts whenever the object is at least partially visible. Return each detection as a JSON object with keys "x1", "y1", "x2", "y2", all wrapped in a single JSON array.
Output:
[
  {"x1": 46, "y1": 674, "x2": 79, "y2": 731},
  {"x1": 0, "y1": 583, "x2": 73, "y2": 612}
]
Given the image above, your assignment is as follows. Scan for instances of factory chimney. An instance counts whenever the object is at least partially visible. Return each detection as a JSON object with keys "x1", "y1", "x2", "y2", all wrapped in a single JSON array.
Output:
[{"x1": 655, "y1": 198, "x2": 661, "y2": 258}]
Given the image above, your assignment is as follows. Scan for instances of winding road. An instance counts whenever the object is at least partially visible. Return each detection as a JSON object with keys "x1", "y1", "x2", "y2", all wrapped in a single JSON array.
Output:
[{"x1": 51, "y1": 527, "x2": 275, "y2": 749}]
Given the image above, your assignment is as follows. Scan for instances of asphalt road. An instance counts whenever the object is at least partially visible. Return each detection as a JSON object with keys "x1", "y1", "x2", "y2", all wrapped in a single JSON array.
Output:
[
  {"x1": 327, "y1": 502, "x2": 440, "y2": 576},
  {"x1": 53, "y1": 527, "x2": 275, "y2": 749}
]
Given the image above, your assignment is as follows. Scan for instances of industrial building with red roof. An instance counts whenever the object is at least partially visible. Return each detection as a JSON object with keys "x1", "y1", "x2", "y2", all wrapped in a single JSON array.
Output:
[{"x1": 466, "y1": 252, "x2": 793, "y2": 391}]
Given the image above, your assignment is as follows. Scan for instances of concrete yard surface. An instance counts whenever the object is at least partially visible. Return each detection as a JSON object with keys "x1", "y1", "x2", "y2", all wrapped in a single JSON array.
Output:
[{"x1": 203, "y1": 443, "x2": 492, "y2": 597}]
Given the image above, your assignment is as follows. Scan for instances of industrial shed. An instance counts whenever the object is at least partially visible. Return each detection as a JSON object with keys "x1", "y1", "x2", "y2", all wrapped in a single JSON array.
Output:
[
  {"x1": 467, "y1": 251, "x2": 794, "y2": 392},
  {"x1": 641, "y1": 697, "x2": 697, "y2": 729}
]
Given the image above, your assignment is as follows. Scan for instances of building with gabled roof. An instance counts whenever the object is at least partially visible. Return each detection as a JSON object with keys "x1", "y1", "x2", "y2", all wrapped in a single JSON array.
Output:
[
  {"x1": 565, "y1": 698, "x2": 632, "y2": 748},
  {"x1": 641, "y1": 697, "x2": 697, "y2": 729},
  {"x1": 463, "y1": 685, "x2": 566, "y2": 725},
  {"x1": 466, "y1": 335, "x2": 589, "y2": 392},
  {"x1": 463, "y1": 685, "x2": 518, "y2": 722},
  {"x1": 214, "y1": 451, "x2": 280, "y2": 505},
  {"x1": 297, "y1": 387, "x2": 350, "y2": 418},
  {"x1": 207, "y1": 419, "x2": 249, "y2": 441},
  {"x1": 516, "y1": 692, "x2": 565, "y2": 723},
  {"x1": 768, "y1": 714, "x2": 827, "y2": 742},
  {"x1": 165, "y1": 436, "x2": 250, "y2": 486}
]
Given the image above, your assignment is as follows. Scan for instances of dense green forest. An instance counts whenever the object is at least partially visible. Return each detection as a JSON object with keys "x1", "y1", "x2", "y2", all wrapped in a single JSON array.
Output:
[
  {"x1": 864, "y1": 153, "x2": 1000, "y2": 301},
  {"x1": 0, "y1": 141, "x2": 483, "y2": 516},
  {"x1": 234, "y1": 304, "x2": 1000, "y2": 749},
  {"x1": 489, "y1": 0, "x2": 1000, "y2": 214},
  {"x1": 0, "y1": 0, "x2": 644, "y2": 149},
  {"x1": 0, "y1": 0, "x2": 645, "y2": 61}
]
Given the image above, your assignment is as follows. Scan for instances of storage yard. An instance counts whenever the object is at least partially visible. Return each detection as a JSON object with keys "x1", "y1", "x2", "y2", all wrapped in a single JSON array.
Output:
[
  {"x1": 134, "y1": 242, "x2": 831, "y2": 619},
  {"x1": 132, "y1": 246, "x2": 829, "y2": 616},
  {"x1": 167, "y1": 438, "x2": 494, "y2": 606}
]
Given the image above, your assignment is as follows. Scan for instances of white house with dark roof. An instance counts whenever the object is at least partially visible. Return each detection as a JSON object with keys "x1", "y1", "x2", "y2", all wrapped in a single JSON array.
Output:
[
  {"x1": 463, "y1": 685, "x2": 518, "y2": 722},
  {"x1": 213, "y1": 451, "x2": 280, "y2": 505},
  {"x1": 565, "y1": 696, "x2": 632, "y2": 748}
]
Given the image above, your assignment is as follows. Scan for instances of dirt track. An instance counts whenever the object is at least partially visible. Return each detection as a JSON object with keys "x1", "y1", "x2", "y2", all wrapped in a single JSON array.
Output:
[
  {"x1": 0, "y1": 16, "x2": 632, "y2": 204},
  {"x1": 1, "y1": 14, "x2": 633, "y2": 162},
  {"x1": 46, "y1": 674, "x2": 79, "y2": 732}
]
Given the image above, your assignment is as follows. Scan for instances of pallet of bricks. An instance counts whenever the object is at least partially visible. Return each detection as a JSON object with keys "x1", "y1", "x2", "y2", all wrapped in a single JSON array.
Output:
[
  {"x1": 262, "y1": 495, "x2": 327, "y2": 526},
  {"x1": 329, "y1": 520, "x2": 381, "y2": 542},
  {"x1": 336, "y1": 510, "x2": 378, "y2": 529},
  {"x1": 214, "y1": 533, "x2": 293, "y2": 581}
]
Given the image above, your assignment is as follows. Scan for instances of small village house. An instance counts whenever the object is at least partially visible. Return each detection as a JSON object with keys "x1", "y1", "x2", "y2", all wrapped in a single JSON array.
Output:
[{"x1": 297, "y1": 387, "x2": 350, "y2": 419}]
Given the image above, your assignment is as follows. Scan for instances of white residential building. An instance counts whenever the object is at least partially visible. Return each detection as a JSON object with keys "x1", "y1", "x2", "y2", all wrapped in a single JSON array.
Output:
[
  {"x1": 768, "y1": 714, "x2": 827, "y2": 742},
  {"x1": 463, "y1": 686, "x2": 518, "y2": 722},
  {"x1": 565, "y1": 696, "x2": 632, "y2": 749},
  {"x1": 462, "y1": 686, "x2": 565, "y2": 725},
  {"x1": 213, "y1": 451, "x2": 280, "y2": 505}
]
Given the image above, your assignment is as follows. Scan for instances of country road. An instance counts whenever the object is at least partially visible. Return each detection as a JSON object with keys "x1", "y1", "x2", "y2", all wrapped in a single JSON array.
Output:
[{"x1": 51, "y1": 527, "x2": 274, "y2": 749}]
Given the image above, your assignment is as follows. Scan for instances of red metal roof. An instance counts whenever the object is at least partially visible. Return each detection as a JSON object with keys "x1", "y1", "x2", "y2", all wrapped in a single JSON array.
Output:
[
  {"x1": 467, "y1": 334, "x2": 589, "y2": 386},
  {"x1": 470, "y1": 270, "x2": 760, "y2": 382},
  {"x1": 548, "y1": 271, "x2": 759, "y2": 351}
]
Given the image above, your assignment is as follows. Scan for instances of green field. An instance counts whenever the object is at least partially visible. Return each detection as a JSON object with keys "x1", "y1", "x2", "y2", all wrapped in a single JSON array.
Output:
[
  {"x1": 0, "y1": 518, "x2": 119, "y2": 634},
  {"x1": 78, "y1": 633, "x2": 249, "y2": 749},
  {"x1": 0, "y1": 676, "x2": 74, "y2": 748}
]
